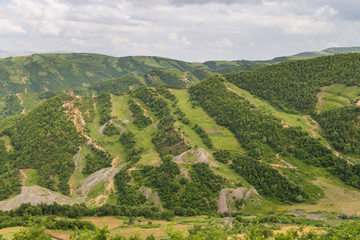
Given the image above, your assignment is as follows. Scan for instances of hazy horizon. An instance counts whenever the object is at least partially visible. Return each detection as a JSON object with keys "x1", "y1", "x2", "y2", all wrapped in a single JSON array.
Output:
[{"x1": 0, "y1": 0, "x2": 359, "y2": 61}]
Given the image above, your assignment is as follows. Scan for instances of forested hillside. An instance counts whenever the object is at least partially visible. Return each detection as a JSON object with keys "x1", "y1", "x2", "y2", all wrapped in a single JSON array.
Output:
[
  {"x1": 226, "y1": 53, "x2": 360, "y2": 114},
  {"x1": 0, "y1": 50, "x2": 359, "y2": 239}
]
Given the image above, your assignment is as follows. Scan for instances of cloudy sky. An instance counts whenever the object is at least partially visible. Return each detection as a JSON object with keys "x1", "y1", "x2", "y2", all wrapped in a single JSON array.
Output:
[{"x1": 0, "y1": 0, "x2": 359, "y2": 61}]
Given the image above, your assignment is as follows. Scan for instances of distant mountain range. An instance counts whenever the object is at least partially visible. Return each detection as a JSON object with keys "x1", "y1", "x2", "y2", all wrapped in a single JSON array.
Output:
[{"x1": 0, "y1": 46, "x2": 358, "y2": 97}]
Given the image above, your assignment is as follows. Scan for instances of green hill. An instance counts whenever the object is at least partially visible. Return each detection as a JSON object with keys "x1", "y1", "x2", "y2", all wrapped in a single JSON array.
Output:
[
  {"x1": 0, "y1": 51, "x2": 360, "y2": 239},
  {"x1": 0, "y1": 53, "x2": 267, "y2": 96},
  {"x1": 294, "y1": 46, "x2": 360, "y2": 57}
]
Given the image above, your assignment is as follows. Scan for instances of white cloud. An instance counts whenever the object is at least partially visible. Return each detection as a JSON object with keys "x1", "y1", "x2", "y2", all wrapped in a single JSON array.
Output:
[
  {"x1": 0, "y1": 19, "x2": 26, "y2": 34},
  {"x1": 109, "y1": 35, "x2": 148, "y2": 55},
  {"x1": 71, "y1": 38, "x2": 84, "y2": 45},
  {"x1": 0, "y1": 0, "x2": 358, "y2": 61},
  {"x1": 39, "y1": 20, "x2": 61, "y2": 35},
  {"x1": 209, "y1": 38, "x2": 234, "y2": 48},
  {"x1": 168, "y1": 32, "x2": 192, "y2": 47}
]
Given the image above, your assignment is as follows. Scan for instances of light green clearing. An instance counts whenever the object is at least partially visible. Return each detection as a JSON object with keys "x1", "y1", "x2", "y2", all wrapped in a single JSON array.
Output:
[
  {"x1": 0, "y1": 96, "x2": 5, "y2": 109},
  {"x1": 87, "y1": 181, "x2": 105, "y2": 202},
  {"x1": 70, "y1": 145, "x2": 92, "y2": 189},
  {"x1": 110, "y1": 94, "x2": 161, "y2": 167},
  {"x1": 0, "y1": 226, "x2": 25, "y2": 239},
  {"x1": 316, "y1": 84, "x2": 360, "y2": 112},
  {"x1": 174, "y1": 121, "x2": 208, "y2": 150},
  {"x1": 1, "y1": 135, "x2": 13, "y2": 152},
  {"x1": 23, "y1": 169, "x2": 39, "y2": 187},
  {"x1": 18, "y1": 93, "x2": 41, "y2": 113},
  {"x1": 173, "y1": 89, "x2": 242, "y2": 151}
]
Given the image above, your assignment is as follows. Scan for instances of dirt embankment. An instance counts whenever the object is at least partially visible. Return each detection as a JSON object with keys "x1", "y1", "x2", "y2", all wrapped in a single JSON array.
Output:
[
  {"x1": 172, "y1": 148, "x2": 218, "y2": 167},
  {"x1": 316, "y1": 89, "x2": 325, "y2": 114},
  {"x1": 77, "y1": 167, "x2": 120, "y2": 199},
  {"x1": 98, "y1": 119, "x2": 126, "y2": 136},
  {"x1": 139, "y1": 187, "x2": 164, "y2": 211},
  {"x1": 217, "y1": 187, "x2": 259, "y2": 213},
  {"x1": 269, "y1": 153, "x2": 296, "y2": 169},
  {"x1": 182, "y1": 72, "x2": 190, "y2": 83},
  {"x1": 0, "y1": 186, "x2": 72, "y2": 211}
]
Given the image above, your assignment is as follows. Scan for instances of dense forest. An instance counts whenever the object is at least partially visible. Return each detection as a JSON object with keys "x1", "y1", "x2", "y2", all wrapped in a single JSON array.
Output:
[
  {"x1": 231, "y1": 155, "x2": 304, "y2": 202},
  {"x1": 315, "y1": 106, "x2": 360, "y2": 154},
  {"x1": 6, "y1": 95, "x2": 84, "y2": 194},
  {"x1": 0, "y1": 95, "x2": 23, "y2": 120}
]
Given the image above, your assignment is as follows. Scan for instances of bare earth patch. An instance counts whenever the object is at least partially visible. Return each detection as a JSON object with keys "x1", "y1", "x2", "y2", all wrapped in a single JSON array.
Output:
[
  {"x1": 20, "y1": 169, "x2": 27, "y2": 185},
  {"x1": 316, "y1": 88, "x2": 325, "y2": 114},
  {"x1": 0, "y1": 186, "x2": 72, "y2": 211},
  {"x1": 182, "y1": 72, "x2": 190, "y2": 83},
  {"x1": 92, "y1": 178, "x2": 116, "y2": 206},
  {"x1": 172, "y1": 148, "x2": 218, "y2": 167},
  {"x1": 77, "y1": 167, "x2": 120, "y2": 199},
  {"x1": 217, "y1": 187, "x2": 259, "y2": 213},
  {"x1": 16, "y1": 93, "x2": 23, "y2": 105},
  {"x1": 180, "y1": 168, "x2": 190, "y2": 179},
  {"x1": 82, "y1": 216, "x2": 124, "y2": 230}
]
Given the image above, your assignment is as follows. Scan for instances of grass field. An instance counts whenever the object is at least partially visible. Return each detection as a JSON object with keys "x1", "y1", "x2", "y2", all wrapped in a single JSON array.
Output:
[
  {"x1": 18, "y1": 93, "x2": 41, "y2": 113},
  {"x1": 23, "y1": 169, "x2": 39, "y2": 187},
  {"x1": 0, "y1": 216, "x2": 218, "y2": 240},
  {"x1": 110, "y1": 94, "x2": 162, "y2": 166},
  {"x1": 316, "y1": 84, "x2": 360, "y2": 113},
  {"x1": 173, "y1": 89, "x2": 242, "y2": 151},
  {"x1": 289, "y1": 176, "x2": 360, "y2": 215},
  {"x1": 0, "y1": 227, "x2": 25, "y2": 239},
  {"x1": 69, "y1": 145, "x2": 92, "y2": 190}
]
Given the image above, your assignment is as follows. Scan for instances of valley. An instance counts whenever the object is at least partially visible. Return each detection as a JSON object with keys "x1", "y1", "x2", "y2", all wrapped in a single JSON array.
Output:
[{"x1": 0, "y1": 50, "x2": 359, "y2": 239}]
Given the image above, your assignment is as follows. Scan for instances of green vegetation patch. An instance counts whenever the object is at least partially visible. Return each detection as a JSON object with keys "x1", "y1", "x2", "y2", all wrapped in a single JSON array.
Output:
[
  {"x1": 315, "y1": 106, "x2": 360, "y2": 154},
  {"x1": 8, "y1": 95, "x2": 84, "y2": 194},
  {"x1": 316, "y1": 84, "x2": 360, "y2": 112},
  {"x1": 173, "y1": 89, "x2": 241, "y2": 151}
]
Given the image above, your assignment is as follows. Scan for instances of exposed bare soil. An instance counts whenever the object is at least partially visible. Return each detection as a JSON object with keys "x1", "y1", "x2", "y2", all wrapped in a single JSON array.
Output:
[
  {"x1": 0, "y1": 186, "x2": 72, "y2": 211},
  {"x1": 180, "y1": 168, "x2": 190, "y2": 179},
  {"x1": 182, "y1": 72, "x2": 190, "y2": 83},
  {"x1": 317, "y1": 89, "x2": 325, "y2": 114},
  {"x1": 217, "y1": 187, "x2": 259, "y2": 213},
  {"x1": 172, "y1": 148, "x2": 218, "y2": 167},
  {"x1": 77, "y1": 167, "x2": 120, "y2": 199},
  {"x1": 16, "y1": 93, "x2": 23, "y2": 105}
]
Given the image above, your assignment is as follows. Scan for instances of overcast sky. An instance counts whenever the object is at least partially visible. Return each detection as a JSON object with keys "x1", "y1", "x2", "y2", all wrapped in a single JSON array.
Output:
[{"x1": 0, "y1": 0, "x2": 359, "y2": 62}]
